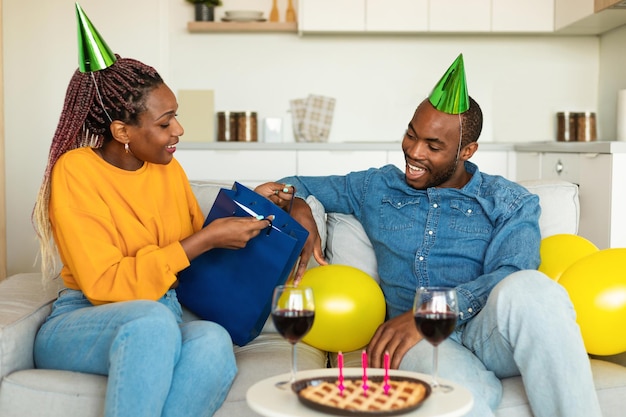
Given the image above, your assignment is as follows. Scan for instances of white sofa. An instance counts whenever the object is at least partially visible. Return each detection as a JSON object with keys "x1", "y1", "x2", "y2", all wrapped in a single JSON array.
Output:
[{"x1": 1, "y1": 179, "x2": 625, "y2": 417}]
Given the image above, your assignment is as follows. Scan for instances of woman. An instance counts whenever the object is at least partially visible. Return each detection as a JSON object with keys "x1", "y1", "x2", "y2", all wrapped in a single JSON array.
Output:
[{"x1": 31, "y1": 11, "x2": 287, "y2": 415}]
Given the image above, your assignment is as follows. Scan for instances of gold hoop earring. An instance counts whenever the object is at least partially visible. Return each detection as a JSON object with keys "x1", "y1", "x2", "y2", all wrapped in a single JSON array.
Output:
[{"x1": 124, "y1": 143, "x2": 130, "y2": 154}]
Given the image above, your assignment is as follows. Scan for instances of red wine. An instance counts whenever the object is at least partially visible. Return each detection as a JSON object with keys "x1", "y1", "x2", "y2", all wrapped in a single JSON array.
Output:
[
  {"x1": 414, "y1": 312, "x2": 457, "y2": 346},
  {"x1": 272, "y1": 309, "x2": 315, "y2": 344}
]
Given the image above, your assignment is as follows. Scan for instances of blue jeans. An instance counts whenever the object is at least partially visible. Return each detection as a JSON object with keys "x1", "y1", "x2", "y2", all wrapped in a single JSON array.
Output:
[
  {"x1": 34, "y1": 289, "x2": 237, "y2": 417},
  {"x1": 400, "y1": 270, "x2": 602, "y2": 417}
]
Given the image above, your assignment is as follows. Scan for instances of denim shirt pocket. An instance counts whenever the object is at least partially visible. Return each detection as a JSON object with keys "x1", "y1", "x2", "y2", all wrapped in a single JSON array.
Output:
[
  {"x1": 380, "y1": 196, "x2": 421, "y2": 231},
  {"x1": 449, "y1": 199, "x2": 493, "y2": 235}
]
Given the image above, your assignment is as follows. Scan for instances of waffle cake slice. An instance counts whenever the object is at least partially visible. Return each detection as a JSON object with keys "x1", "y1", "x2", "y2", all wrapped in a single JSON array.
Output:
[{"x1": 295, "y1": 376, "x2": 430, "y2": 416}]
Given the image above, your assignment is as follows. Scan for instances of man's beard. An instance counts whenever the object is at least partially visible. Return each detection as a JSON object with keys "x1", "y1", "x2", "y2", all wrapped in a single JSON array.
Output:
[{"x1": 424, "y1": 156, "x2": 459, "y2": 189}]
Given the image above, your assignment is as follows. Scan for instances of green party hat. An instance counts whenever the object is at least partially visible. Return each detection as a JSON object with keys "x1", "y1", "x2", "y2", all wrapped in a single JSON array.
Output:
[
  {"x1": 429, "y1": 54, "x2": 469, "y2": 114},
  {"x1": 75, "y1": 3, "x2": 117, "y2": 73}
]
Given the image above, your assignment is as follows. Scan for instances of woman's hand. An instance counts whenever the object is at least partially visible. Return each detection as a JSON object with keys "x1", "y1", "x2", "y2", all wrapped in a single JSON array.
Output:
[
  {"x1": 181, "y1": 215, "x2": 273, "y2": 262},
  {"x1": 202, "y1": 216, "x2": 273, "y2": 249}
]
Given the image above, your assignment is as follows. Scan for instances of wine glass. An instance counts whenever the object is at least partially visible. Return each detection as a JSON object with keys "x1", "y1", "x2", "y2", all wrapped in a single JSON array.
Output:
[
  {"x1": 271, "y1": 285, "x2": 315, "y2": 389},
  {"x1": 413, "y1": 287, "x2": 459, "y2": 393}
]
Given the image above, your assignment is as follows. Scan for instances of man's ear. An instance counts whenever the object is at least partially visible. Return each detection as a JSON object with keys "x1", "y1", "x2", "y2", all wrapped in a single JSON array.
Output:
[
  {"x1": 461, "y1": 142, "x2": 478, "y2": 161},
  {"x1": 109, "y1": 120, "x2": 129, "y2": 146}
]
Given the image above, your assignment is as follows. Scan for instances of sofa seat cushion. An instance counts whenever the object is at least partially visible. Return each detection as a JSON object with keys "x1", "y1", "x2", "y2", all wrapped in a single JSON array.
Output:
[
  {"x1": 496, "y1": 359, "x2": 626, "y2": 417},
  {"x1": 214, "y1": 333, "x2": 326, "y2": 417},
  {"x1": 0, "y1": 273, "x2": 63, "y2": 379},
  {"x1": 0, "y1": 369, "x2": 106, "y2": 417}
]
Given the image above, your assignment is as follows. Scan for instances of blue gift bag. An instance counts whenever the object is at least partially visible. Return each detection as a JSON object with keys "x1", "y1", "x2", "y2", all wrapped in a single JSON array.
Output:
[{"x1": 176, "y1": 182, "x2": 309, "y2": 346}]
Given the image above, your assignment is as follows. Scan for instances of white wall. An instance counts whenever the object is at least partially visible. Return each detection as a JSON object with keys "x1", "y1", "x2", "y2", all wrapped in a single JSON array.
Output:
[{"x1": 2, "y1": 0, "x2": 619, "y2": 275}]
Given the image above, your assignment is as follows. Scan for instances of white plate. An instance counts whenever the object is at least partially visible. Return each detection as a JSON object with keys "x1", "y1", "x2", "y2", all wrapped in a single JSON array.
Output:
[
  {"x1": 224, "y1": 10, "x2": 263, "y2": 19},
  {"x1": 221, "y1": 17, "x2": 267, "y2": 22}
]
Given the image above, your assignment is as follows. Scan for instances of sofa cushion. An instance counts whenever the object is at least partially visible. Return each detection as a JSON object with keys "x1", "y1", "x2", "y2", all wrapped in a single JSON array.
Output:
[
  {"x1": 0, "y1": 273, "x2": 63, "y2": 379},
  {"x1": 326, "y1": 213, "x2": 379, "y2": 283},
  {"x1": 496, "y1": 359, "x2": 626, "y2": 417},
  {"x1": 0, "y1": 369, "x2": 106, "y2": 417},
  {"x1": 189, "y1": 180, "x2": 232, "y2": 215},
  {"x1": 517, "y1": 179, "x2": 579, "y2": 238}
]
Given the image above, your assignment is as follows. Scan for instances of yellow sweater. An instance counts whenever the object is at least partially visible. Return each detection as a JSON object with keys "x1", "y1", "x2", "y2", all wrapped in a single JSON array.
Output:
[{"x1": 49, "y1": 147, "x2": 204, "y2": 305}]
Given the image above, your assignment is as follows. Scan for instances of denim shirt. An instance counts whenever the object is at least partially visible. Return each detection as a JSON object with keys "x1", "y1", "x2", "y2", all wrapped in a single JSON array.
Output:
[{"x1": 281, "y1": 161, "x2": 541, "y2": 325}]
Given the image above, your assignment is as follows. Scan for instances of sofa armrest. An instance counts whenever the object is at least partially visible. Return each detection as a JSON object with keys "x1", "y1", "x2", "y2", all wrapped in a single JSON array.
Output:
[{"x1": 0, "y1": 273, "x2": 63, "y2": 378}]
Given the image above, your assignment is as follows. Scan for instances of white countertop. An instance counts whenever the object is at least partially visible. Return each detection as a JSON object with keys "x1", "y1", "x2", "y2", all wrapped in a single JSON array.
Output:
[
  {"x1": 177, "y1": 141, "x2": 515, "y2": 151},
  {"x1": 177, "y1": 140, "x2": 626, "y2": 153},
  {"x1": 514, "y1": 141, "x2": 626, "y2": 154}
]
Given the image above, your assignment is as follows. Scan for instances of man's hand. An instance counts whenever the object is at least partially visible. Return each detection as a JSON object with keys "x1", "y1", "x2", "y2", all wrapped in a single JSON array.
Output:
[
  {"x1": 367, "y1": 311, "x2": 422, "y2": 369},
  {"x1": 289, "y1": 198, "x2": 327, "y2": 283}
]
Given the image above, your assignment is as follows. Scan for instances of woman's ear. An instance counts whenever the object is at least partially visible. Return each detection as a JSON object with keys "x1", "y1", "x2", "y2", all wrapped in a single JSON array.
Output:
[{"x1": 109, "y1": 120, "x2": 129, "y2": 146}]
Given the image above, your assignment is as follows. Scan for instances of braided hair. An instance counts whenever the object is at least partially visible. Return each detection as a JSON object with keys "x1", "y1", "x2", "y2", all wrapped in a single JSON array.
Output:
[{"x1": 33, "y1": 56, "x2": 163, "y2": 281}]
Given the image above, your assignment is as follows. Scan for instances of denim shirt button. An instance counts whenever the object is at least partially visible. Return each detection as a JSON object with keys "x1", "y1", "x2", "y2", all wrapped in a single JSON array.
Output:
[
  {"x1": 428, "y1": 230, "x2": 433, "y2": 235},
  {"x1": 468, "y1": 308, "x2": 473, "y2": 313},
  {"x1": 419, "y1": 256, "x2": 424, "y2": 261},
  {"x1": 433, "y1": 203, "x2": 438, "y2": 208},
  {"x1": 467, "y1": 209, "x2": 473, "y2": 213}
]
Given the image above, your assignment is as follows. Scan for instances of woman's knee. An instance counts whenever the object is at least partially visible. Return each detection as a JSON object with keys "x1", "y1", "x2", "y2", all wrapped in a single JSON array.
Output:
[
  {"x1": 113, "y1": 301, "x2": 181, "y2": 349},
  {"x1": 182, "y1": 321, "x2": 233, "y2": 355},
  {"x1": 181, "y1": 321, "x2": 237, "y2": 374}
]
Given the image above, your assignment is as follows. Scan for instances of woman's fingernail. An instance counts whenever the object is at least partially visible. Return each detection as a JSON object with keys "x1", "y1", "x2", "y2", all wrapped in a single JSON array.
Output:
[{"x1": 255, "y1": 215, "x2": 265, "y2": 220}]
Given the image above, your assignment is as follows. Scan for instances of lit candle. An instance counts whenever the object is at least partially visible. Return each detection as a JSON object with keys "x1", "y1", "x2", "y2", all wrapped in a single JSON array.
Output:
[
  {"x1": 383, "y1": 351, "x2": 390, "y2": 395},
  {"x1": 361, "y1": 350, "x2": 369, "y2": 396}
]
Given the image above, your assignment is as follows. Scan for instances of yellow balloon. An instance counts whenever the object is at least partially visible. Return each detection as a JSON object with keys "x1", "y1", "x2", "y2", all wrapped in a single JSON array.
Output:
[
  {"x1": 299, "y1": 265, "x2": 385, "y2": 352},
  {"x1": 559, "y1": 248, "x2": 626, "y2": 356},
  {"x1": 538, "y1": 234, "x2": 598, "y2": 281}
]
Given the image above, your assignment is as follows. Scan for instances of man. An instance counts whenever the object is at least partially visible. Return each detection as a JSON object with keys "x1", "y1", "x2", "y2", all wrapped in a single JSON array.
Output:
[{"x1": 271, "y1": 54, "x2": 601, "y2": 416}]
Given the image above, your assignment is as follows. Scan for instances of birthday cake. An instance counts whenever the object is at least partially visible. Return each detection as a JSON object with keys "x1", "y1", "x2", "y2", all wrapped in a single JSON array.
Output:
[{"x1": 295, "y1": 376, "x2": 430, "y2": 415}]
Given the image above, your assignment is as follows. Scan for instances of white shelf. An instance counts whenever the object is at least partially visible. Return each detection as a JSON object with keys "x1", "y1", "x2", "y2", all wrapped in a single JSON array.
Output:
[{"x1": 187, "y1": 21, "x2": 297, "y2": 33}]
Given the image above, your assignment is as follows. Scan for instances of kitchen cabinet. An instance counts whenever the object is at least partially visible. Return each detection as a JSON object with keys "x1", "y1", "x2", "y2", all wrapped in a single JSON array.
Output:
[
  {"x1": 492, "y1": 0, "x2": 554, "y2": 32},
  {"x1": 516, "y1": 152, "x2": 580, "y2": 183},
  {"x1": 429, "y1": 0, "x2": 491, "y2": 32},
  {"x1": 555, "y1": 0, "x2": 626, "y2": 34},
  {"x1": 299, "y1": 0, "x2": 428, "y2": 33},
  {"x1": 299, "y1": 0, "x2": 365, "y2": 32},
  {"x1": 515, "y1": 142, "x2": 626, "y2": 249},
  {"x1": 297, "y1": 0, "x2": 560, "y2": 34},
  {"x1": 365, "y1": 0, "x2": 428, "y2": 33}
]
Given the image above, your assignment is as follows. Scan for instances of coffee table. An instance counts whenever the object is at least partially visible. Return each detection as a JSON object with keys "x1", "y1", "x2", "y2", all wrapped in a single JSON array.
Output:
[{"x1": 247, "y1": 368, "x2": 473, "y2": 417}]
